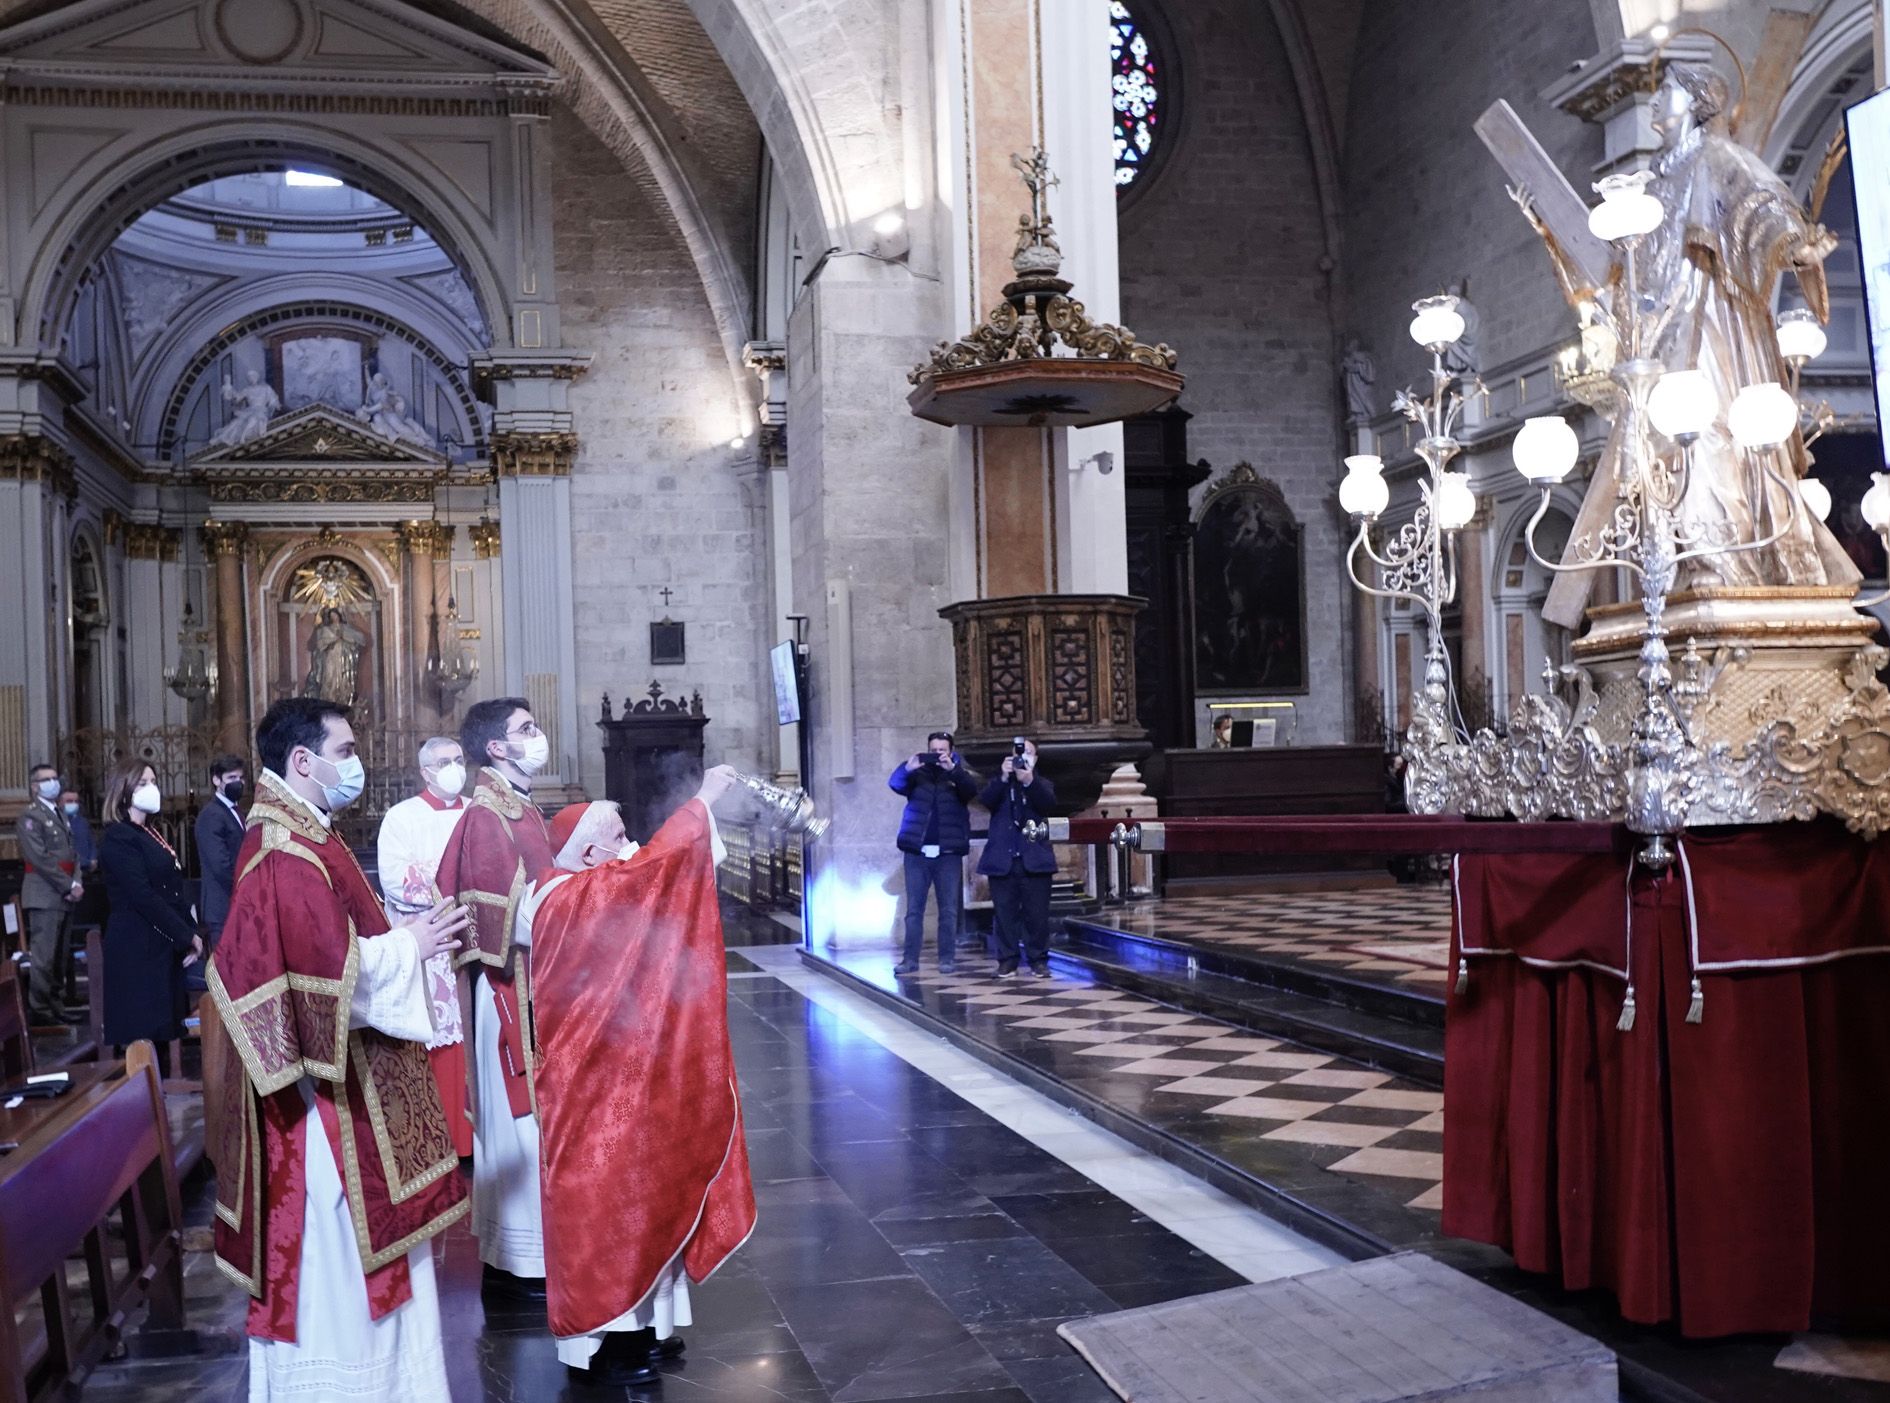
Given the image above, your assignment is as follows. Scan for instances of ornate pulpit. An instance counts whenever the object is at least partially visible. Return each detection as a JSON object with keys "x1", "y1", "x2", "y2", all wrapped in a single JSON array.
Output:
[{"x1": 597, "y1": 684, "x2": 710, "y2": 841}]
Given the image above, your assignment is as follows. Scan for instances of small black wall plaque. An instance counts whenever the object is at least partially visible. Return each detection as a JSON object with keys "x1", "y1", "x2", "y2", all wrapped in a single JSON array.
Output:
[{"x1": 650, "y1": 618, "x2": 686, "y2": 666}]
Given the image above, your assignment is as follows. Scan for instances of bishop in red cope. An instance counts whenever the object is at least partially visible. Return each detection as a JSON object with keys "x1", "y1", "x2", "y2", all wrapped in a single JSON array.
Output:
[{"x1": 516, "y1": 766, "x2": 757, "y2": 1388}]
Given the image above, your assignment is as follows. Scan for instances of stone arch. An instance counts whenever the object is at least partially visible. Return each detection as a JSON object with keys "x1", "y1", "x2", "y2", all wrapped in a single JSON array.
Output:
[
  {"x1": 1760, "y1": 0, "x2": 1874, "y2": 185},
  {"x1": 24, "y1": 125, "x2": 512, "y2": 360}
]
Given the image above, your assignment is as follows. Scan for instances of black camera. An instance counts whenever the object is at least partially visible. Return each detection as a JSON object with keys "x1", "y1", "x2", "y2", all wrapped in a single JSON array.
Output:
[
  {"x1": 1011, "y1": 736, "x2": 1030, "y2": 770},
  {"x1": 921, "y1": 751, "x2": 941, "y2": 767}
]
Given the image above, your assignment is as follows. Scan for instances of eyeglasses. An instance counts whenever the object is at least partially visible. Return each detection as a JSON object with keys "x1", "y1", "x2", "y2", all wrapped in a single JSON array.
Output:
[{"x1": 505, "y1": 722, "x2": 542, "y2": 738}]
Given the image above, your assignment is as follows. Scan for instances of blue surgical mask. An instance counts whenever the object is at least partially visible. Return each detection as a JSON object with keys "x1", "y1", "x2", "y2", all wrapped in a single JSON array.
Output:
[{"x1": 310, "y1": 752, "x2": 366, "y2": 811}]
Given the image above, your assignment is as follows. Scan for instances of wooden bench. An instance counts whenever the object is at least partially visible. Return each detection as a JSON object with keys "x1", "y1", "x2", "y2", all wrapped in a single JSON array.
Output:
[
  {"x1": 0, "y1": 1043, "x2": 185, "y2": 1402},
  {"x1": 0, "y1": 966, "x2": 29, "y2": 1085}
]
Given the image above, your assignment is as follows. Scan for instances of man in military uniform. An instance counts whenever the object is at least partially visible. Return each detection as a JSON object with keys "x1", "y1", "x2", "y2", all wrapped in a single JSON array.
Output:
[{"x1": 16, "y1": 762, "x2": 82, "y2": 1023}]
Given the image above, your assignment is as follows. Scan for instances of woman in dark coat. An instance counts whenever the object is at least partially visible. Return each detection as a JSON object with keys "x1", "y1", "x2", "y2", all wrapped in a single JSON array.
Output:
[{"x1": 98, "y1": 759, "x2": 202, "y2": 1052}]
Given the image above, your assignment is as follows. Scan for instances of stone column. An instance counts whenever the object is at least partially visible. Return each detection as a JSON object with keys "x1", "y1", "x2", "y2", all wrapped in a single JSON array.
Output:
[
  {"x1": 0, "y1": 436, "x2": 74, "y2": 798},
  {"x1": 396, "y1": 519, "x2": 448, "y2": 729},
  {"x1": 201, "y1": 519, "x2": 250, "y2": 755}
]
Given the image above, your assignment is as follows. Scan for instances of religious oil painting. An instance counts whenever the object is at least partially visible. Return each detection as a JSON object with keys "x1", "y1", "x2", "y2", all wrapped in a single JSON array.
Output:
[{"x1": 1193, "y1": 465, "x2": 1307, "y2": 694}]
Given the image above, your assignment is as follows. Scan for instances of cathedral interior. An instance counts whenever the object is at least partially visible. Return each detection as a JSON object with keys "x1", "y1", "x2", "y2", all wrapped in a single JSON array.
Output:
[{"x1": 0, "y1": 0, "x2": 1888, "y2": 1399}]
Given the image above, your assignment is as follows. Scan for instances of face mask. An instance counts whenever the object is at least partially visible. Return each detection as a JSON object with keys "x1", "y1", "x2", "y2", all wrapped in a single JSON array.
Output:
[
  {"x1": 309, "y1": 752, "x2": 366, "y2": 811},
  {"x1": 617, "y1": 841, "x2": 638, "y2": 862},
  {"x1": 222, "y1": 779, "x2": 246, "y2": 803},
  {"x1": 510, "y1": 734, "x2": 551, "y2": 776},
  {"x1": 131, "y1": 782, "x2": 162, "y2": 815},
  {"x1": 61, "y1": 802, "x2": 79, "y2": 817},
  {"x1": 35, "y1": 779, "x2": 59, "y2": 801},
  {"x1": 432, "y1": 762, "x2": 466, "y2": 796}
]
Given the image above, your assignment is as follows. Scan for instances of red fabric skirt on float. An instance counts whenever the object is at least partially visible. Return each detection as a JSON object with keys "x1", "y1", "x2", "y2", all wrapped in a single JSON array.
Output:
[{"x1": 1443, "y1": 819, "x2": 1890, "y2": 1338}]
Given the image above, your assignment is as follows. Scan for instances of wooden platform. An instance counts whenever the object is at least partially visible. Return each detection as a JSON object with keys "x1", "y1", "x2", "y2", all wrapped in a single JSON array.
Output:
[{"x1": 1057, "y1": 1252, "x2": 1617, "y2": 1402}]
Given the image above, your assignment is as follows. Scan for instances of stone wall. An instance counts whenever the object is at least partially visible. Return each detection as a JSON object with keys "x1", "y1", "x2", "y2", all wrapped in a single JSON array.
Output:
[
  {"x1": 1120, "y1": 0, "x2": 1349, "y2": 743},
  {"x1": 1339, "y1": 0, "x2": 1604, "y2": 398},
  {"x1": 551, "y1": 106, "x2": 771, "y2": 794}
]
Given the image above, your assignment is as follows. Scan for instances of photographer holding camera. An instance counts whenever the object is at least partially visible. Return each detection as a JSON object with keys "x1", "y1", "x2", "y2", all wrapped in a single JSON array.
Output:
[
  {"x1": 889, "y1": 731, "x2": 979, "y2": 975},
  {"x1": 977, "y1": 736, "x2": 1058, "y2": 979}
]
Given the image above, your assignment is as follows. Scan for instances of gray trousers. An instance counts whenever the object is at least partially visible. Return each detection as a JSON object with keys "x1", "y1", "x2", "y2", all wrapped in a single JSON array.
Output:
[{"x1": 25, "y1": 905, "x2": 72, "y2": 1019}]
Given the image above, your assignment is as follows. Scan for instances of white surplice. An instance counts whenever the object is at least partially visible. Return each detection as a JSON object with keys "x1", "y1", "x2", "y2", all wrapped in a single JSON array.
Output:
[
  {"x1": 375, "y1": 792, "x2": 469, "y2": 1050},
  {"x1": 471, "y1": 974, "x2": 544, "y2": 1276},
  {"x1": 513, "y1": 807, "x2": 725, "y2": 1367},
  {"x1": 249, "y1": 789, "x2": 450, "y2": 1401}
]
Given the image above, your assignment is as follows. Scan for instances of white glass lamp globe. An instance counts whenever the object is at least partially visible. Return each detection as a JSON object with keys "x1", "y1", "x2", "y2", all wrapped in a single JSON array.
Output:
[
  {"x1": 1434, "y1": 471, "x2": 1477, "y2": 532},
  {"x1": 1587, "y1": 172, "x2": 1663, "y2": 243},
  {"x1": 1797, "y1": 477, "x2": 1832, "y2": 523},
  {"x1": 1775, "y1": 308, "x2": 1827, "y2": 365},
  {"x1": 1646, "y1": 370, "x2": 1717, "y2": 440},
  {"x1": 1409, "y1": 296, "x2": 1466, "y2": 349},
  {"x1": 1862, "y1": 473, "x2": 1890, "y2": 533},
  {"x1": 1339, "y1": 455, "x2": 1389, "y2": 518},
  {"x1": 1727, "y1": 382, "x2": 1799, "y2": 449},
  {"x1": 1512, "y1": 416, "x2": 1580, "y2": 484}
]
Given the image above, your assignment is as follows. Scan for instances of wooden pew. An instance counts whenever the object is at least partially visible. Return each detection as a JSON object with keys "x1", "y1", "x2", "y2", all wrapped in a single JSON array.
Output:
[
  {"x1": 0, "y1": 965, "x2": 29, "y2": 1084},
  {"x1": 0, "y1": 1043, "x2": 184, "y2": 1402}
]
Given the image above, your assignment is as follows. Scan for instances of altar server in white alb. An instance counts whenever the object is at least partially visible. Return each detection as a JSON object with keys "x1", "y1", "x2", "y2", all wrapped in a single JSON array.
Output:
[
  {"x1": 375, "y1": 734, "x2": 474, "y2": 1156},
  {"x1": 210, "y1": 697, "x2": 470, "y2": 1401}
]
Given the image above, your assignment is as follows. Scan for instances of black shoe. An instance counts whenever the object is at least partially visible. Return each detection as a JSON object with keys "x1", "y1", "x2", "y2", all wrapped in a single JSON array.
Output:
[
  {"x1": 938, "y1": 962, "x2": 957, "y2": 975},
  {"x1": 646, "y1": 1333, "x2": 685, "y2": 1362},
  {"x1": 893, "y1": 961, "x2": 920, "y2": 975},
  {"x1": 566, "y1": 1357, "x2": 660, "y2": 1388},
  {"x1": 995, "y1": 961, "x2": 1018, "y2": 979},
  {"x1": 58, "y1": 1008, "x2": 88, "y2": 1024},
  {"x1": 480, "y1": 1264, "x2": 547, "y2": 1302},
  {"x1": 1029, "y1": 964, "x2": 1052, "y2": 979}
]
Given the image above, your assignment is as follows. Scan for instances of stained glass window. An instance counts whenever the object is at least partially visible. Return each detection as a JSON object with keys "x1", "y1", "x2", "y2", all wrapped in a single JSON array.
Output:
[{"x1": 1110, "y1": 1, "x2": 1163, "y2": 190}]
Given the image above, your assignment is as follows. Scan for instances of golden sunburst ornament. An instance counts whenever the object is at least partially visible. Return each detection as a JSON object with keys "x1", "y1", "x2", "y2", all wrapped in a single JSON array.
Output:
[{"x1": 289, "y1": 557, "x2": 373, "y2": 614}]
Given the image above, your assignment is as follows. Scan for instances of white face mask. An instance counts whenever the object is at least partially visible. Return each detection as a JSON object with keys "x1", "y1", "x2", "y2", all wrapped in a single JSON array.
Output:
[
  {"x1": 510, "y1": 733, "x2": 551, "y2": 777},
  {"x1": 35, "y1": 778, "x2": 60, "y2": 801},
  {"x1": 309, "y1": 752, "x2": 366, "y2": 812},
  {"x1": 431, "y1": 762, "x2": 466, "y2": 797},
  {"x1": 130, "y1": 782, "x2": 162, "y2": 815},
  {"x1": 616, "y1": 841, "x2": 638, "y2": 862}
]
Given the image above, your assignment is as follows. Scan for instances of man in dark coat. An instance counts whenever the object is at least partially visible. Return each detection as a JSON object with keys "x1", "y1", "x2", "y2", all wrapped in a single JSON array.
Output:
[
  {"x1": 976, "y1": 738, "x2": 1058, "y2": 979},
  {"x1": 888, "y1": 732, "x2": 978, "y2": 975},
  {"x1": 193, "y1": 753, "x2": 249, "y2": 969}
]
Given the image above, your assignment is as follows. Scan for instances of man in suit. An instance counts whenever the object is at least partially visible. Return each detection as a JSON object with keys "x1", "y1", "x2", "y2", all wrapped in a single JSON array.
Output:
[
  {"x1": 16, "y1": 762, "x2": 82, "y2": 1023},
  {"x1": 976, "y1": 738, "x2": 1058, "y2": 979},
  {"x1": 192, "y1": 754, "x2": 248, "y2": 985}
]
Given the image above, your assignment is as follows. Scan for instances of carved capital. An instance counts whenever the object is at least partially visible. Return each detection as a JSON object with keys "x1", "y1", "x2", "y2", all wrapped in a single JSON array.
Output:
[
  {"x1": 0, "y1": 434, "x2": 76, "y2": 497},
  {"x1": 396, "y1": 518, "x2": 450, "y2": 557},
  {"x1": 470, "y1": 520, "x2": 502, "y2": 559},
  {"x1": 102, "y1": 508, "x2": 124, "y2": 547},
  {"x1": 125, "y1": 522, "x2": 181, "y2": 561},
  {"x1": 201, "y1": 519, "x2": 250, "y2": 558},
  {"x1": 490, "y1": 431, "x2": 578, "y2": 478}
]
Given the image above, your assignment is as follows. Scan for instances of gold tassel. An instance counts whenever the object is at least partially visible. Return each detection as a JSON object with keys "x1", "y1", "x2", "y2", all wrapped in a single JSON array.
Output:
[
  {"x1": 1617, "y1": 984, "x2": 1637, "y2": 1033},
  {"x1": 1685, "y1": 977, "x2": 1703, "y2": 1025},
  {"x1": 1455, "y1": 957, "x2": 1469, "y2": 995}
]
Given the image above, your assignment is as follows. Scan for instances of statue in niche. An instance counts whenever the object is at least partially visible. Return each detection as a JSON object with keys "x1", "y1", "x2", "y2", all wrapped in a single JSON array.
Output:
[
  {"x1": 1340, "y1": 338, "x2": 1377, "y2": 424},
  {"x1": 211, "y1": 371, "x2": 281, "y2": 447},
  {"x1": 356, "y1": 371, "x2": 433, "y2": 449},
  {"x1": 1510, "y1": 61, "x2": 1858, "y2": 627},
  {"x1": 304, "y1": 606, "x2": 368, "y2": 705}
]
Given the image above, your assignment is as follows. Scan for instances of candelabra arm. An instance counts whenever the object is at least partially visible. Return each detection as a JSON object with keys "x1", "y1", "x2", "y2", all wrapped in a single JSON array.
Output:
[
  {"x1": 1523, "y1": 487, "x2": 1645, "y2": 581},
  {"x1": 1671, "y1": 450, "x2": 1802, "y2": 570},
  {"x1": 1442, "y1": 532, "x2": 1460, "y2": 609},
  {"x1": 1346, "y1": 524, "x2": 1430, "y2": 610}
]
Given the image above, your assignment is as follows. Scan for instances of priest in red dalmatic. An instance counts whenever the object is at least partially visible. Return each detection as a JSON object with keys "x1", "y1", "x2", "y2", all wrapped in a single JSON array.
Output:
[
  {"x1": 210, "y1": 697, "x2": 471, "y2": 1401},
  {"x1": 433, "y1": 696, "x2": 556, "y2": 1300},
  {"x1": 516, "y1": 767, "x2": 757, "y2": 1389}
]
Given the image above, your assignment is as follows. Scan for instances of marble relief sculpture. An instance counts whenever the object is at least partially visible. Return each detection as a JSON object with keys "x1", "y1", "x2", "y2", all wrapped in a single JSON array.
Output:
[
  {"x1": 356, "y1": 371, "x2": 434, "y2": 448},
  {"x1": 211, "y1": 371, "x2": 281, "y2": 447}
]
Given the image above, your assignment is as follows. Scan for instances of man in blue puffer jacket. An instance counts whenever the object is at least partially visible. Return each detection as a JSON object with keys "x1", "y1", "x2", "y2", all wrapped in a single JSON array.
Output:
[{"x1": 888, "y1": 732, "x2": 979, "y2": 975}]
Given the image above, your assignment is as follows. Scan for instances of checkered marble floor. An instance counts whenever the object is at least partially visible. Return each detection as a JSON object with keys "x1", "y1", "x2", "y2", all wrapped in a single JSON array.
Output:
[
  {"x1": 897, "y1": 953, "x2": 1444, "y2": 1214},
  {"x1": 1078, "y1": 887, "x2": 1453, "y2": 998}
]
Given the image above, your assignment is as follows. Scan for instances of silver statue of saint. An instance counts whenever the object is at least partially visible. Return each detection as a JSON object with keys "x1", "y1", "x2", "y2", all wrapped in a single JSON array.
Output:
[
  {"x1": 304, "y1": 607, "x2": 368, "y2": 705},
  {"x1": 1516, "y1": 63, "x2": 1859, "y2": 628}
]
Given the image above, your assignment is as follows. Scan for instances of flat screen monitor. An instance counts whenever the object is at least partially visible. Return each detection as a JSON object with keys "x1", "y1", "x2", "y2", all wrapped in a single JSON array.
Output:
[
  {"x1": 770, "y1": 640, "x2": 801, "y2": 726},
  {"x1": 1847, "y1": 85, "x2": 1890, "y2": 465}
]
